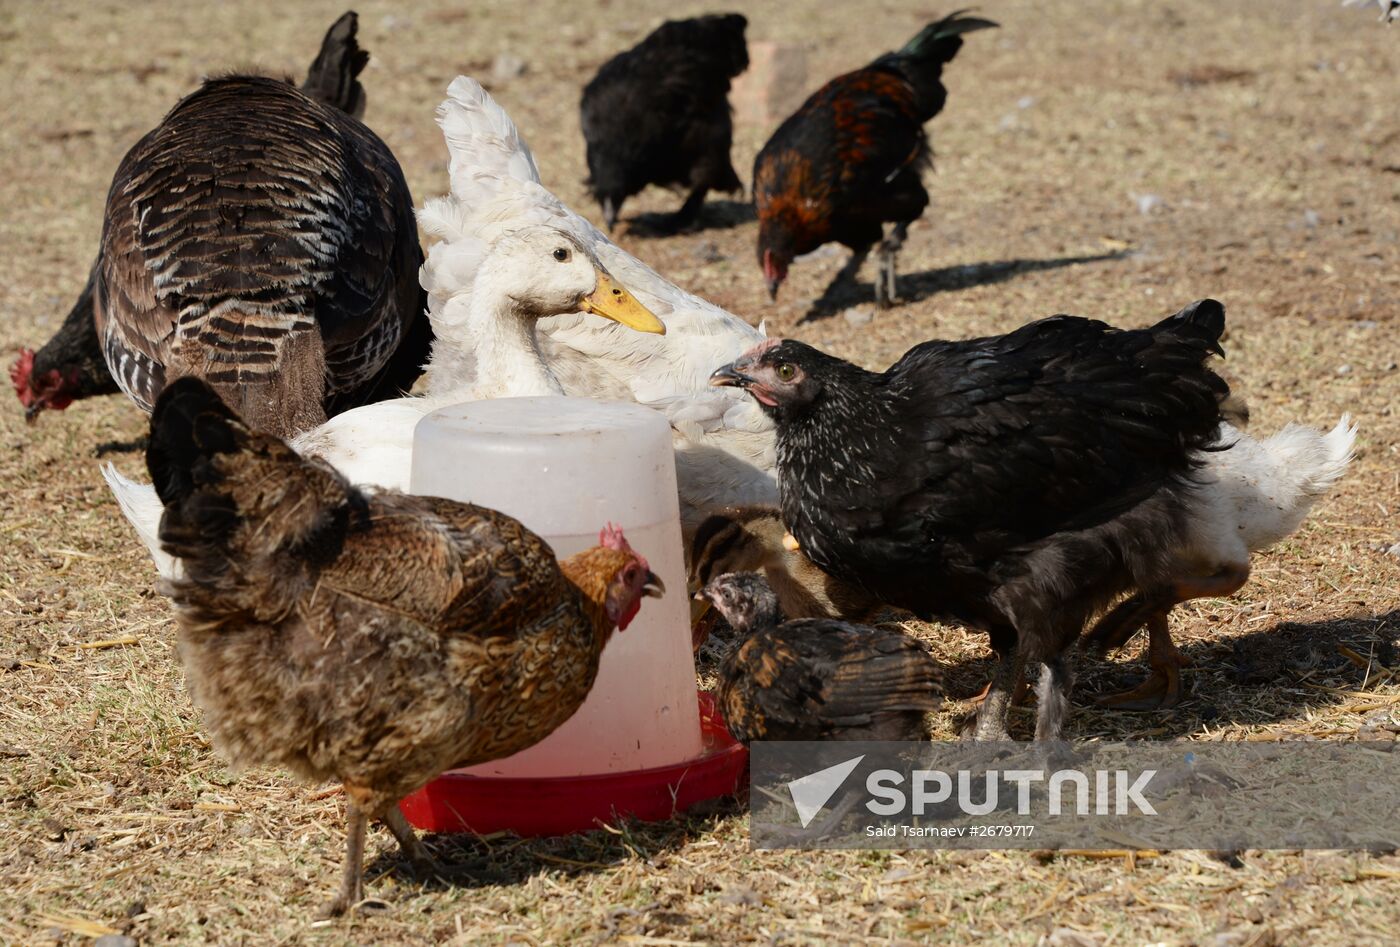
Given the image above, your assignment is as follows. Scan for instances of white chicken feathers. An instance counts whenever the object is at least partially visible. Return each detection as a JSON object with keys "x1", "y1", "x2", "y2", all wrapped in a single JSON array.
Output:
[{"x1": 1184, "y1": 416, "x2": 1357, "y2": 572}]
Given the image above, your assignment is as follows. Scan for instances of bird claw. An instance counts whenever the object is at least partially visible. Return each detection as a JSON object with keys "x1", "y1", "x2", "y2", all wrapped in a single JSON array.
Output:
[{"x1": 1095, "y1": 667, "x2": 1183, "y2": 711}]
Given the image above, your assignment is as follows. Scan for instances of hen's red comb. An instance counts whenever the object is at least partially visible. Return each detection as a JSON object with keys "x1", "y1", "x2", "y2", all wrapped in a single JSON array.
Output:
[
  {"x1": 10, "y1": 348, "x2": 35, "y2": 405},
  {"x1": 599, "y1": 522, "x2": 632, "y2": 553}
]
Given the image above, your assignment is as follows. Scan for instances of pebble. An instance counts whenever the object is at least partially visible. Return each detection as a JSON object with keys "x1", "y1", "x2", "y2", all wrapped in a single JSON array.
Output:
[
  {"x1": 1133, "y1": 193, "x2": 1164, "y2": 215},
  {"x1": 94, "y1": 936, "x2": 137, "y2": 947},
  {"x1": 491, "y1": 53, "x2": 528, "y2": 83},
  {"x1": 843, "y1": 308, "x2": 874, "y2": 327},
  {"x1": 1335, "y1": 363, "x2": 1352, "y2": 375}
]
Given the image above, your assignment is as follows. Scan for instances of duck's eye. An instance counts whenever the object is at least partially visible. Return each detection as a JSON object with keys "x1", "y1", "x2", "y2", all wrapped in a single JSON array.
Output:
[
  {"x1": 553, "y1": 247, "x2": 571, "y2": 263},
  {"x1": 776, "y1": 363, "x2": 797, "y2": 382}
]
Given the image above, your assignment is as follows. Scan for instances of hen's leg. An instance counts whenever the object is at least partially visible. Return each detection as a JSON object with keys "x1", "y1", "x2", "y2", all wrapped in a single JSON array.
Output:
[
  {"x1": 383, "y1": 804, "x2": 440, "y2": 879},
  {"x1": 967, "y1": 671, "x2": 1030, "y2": 707},
  {"x1": 973, "y1": 645, "x2": 1025, "y2": 741},
  {"x1": 1090, "y1": 564, "x2": 1248, "y2": 709},
  {"x1": 320, "y1": 800, "x2": 368, "y2": 918},
  {"x1": 1096, "y1": 610, "x2": 1183, "y2": 710},
  {"x1": 665, "y1": 185, "x2": 709, "y2": 233},
  {"x1": 1034, "y1": 654, "x2": 1074, "y2": 742},
  {"x1": 875, "y1": 222, "x2": 910, "y2": 308}
]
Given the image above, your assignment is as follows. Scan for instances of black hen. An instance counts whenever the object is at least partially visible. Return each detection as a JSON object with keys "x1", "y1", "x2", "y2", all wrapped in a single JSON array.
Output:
[
  {"x1": 581, "y1": 14, "x2": 748, "y2": 233},
  {"x1": 753, "y1": 10, "x2": 996, "y2": 307},
  {"x1": 698, "y1": 572, "x2": 941, "y2": 743},
  {"x1": 711, "y1": 299, "x2": 1230, "y2": 741}
]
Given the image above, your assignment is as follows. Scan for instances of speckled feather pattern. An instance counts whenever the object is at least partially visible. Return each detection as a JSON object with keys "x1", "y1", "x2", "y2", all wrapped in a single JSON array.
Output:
[
  {"x1": 765, "y1": 303, "x2": 1229, "y2": 661},
  {"x1": 152, "y1": 382, "x2": 625, "y2": 817},
  {"x1": 95, "y1": 76, "x2": 424, "y2": 438}
]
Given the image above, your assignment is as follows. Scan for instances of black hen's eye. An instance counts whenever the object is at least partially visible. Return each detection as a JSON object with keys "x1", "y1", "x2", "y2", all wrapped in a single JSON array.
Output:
[
  {"x1": 553, "y1": 247, "x2": 571, "y2": 263},
  {"x1": 776, "y1": 363, "x2": 797, "y2": 382}
]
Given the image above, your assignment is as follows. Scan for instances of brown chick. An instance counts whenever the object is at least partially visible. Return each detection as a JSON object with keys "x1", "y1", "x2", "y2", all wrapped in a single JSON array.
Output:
[
  {"x1": 697, "y1": 572, "x2": 940, "y2": 743},
  {"x1": 146, "y1": 377, "x2": 664, "y2": 917},
  {"x1": 689, "y1": 506, "x2": 881, "y2": 650}
]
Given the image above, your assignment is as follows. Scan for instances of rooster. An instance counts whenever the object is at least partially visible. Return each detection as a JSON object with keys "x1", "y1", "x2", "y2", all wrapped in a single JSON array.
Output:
[
  {"x1": 147, "y1": 378, "x2": 663, "y2": 916},
  {"x1": 9, "y1": 267, "x2": 120, "y2": 421},
  {"x1": 697, "y1": 571, "x2": 941, "y2": 743},
  {"x1": 712, "y1": 299, "x2": 1229, "y2": 742},
  {"x1": 753, "y1": 10, "x2": 997, "y2": 307},
  {"x1": 580, "y1": 14, "x2": 748, "y2": 232}
]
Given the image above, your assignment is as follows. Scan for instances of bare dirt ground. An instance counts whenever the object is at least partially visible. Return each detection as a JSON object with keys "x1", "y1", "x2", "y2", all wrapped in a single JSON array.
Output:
[{"x1": 2, "y1": 0, "x2": 1397, "y2": 943}]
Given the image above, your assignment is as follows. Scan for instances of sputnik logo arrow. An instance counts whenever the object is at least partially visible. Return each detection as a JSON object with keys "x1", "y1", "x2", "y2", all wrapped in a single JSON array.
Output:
[{"x1": 787, "y1": 755, "x2": 864, "y2": 828}]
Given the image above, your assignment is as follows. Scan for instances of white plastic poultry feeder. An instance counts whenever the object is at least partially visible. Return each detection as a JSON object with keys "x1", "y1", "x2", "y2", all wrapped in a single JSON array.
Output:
[{"x1": 408, "y1": 397, "x2": 704, "y2": 781}]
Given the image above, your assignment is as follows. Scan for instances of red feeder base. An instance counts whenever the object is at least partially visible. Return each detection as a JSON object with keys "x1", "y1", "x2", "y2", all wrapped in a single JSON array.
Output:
[{"x1": 399, "y1": 693, "x2": 748, "y2": 837}]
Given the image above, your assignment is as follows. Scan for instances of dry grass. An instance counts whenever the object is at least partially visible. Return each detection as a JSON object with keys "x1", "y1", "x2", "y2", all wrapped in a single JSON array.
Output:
[{"x1": 2, "y1": 0, "x2": 1398, "y2": 943}]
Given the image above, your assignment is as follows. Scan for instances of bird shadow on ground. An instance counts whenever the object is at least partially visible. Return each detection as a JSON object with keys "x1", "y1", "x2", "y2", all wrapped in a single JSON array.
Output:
[
  {"x1": 942, "y1": 608, "x2": 1400, "y2": 740},
  {"x1": 799, "y1": 249, "x2": 1133, "y2": 323},
  {"x1": 625, "y1": 199, "x2": 756, "y2": 238},
  {"x1": 93, "y1": 435, "x2": 147, "y2": 456},
  {"x1": 363, "y1": 803, "x2": 742, "y2": 901}
]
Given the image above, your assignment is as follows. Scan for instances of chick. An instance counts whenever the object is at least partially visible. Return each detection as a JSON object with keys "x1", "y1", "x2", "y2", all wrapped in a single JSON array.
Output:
[{"x1": 697, "y1": 572, "x2": 941, "y2": 743}]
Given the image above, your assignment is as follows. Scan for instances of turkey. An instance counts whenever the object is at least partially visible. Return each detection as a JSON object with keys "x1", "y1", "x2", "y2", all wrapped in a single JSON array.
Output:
[{"x1": 12, "y1": 12, "x2": 430, "y2": 435}]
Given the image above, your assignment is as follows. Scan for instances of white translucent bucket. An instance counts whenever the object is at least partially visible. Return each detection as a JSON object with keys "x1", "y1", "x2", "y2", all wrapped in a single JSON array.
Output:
[{"x1": 410, "y1": 397, "x2": 703, "y2": 777}]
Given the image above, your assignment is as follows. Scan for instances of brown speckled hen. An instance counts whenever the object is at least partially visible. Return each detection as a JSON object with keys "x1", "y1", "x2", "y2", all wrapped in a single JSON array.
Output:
[
  {"x1": 147, "y1": 378, "x2": 663, "y2": 917},
  {"x1": 12, "y1": 12, "x2": 430, "y2": 435},
  {"x1": 698, "y1": 572, "x2": 941, "y2": 743}
]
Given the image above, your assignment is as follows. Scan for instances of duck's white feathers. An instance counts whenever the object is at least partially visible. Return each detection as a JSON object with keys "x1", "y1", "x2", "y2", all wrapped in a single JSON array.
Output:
[
  {"x1": 102, "y1": 463, "x2": 179, "y2": 579},
  {"x1": 424, "y1": 77, "x2": 778, "y2": 526}
]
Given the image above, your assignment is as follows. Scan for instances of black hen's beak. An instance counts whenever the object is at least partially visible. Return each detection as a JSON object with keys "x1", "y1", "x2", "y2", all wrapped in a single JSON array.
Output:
[
  {"x1": 709, "y1": 361, "x2": 754, "y2": 389},
  {"x1": 765, "y1": 276, "x2": 780, "y2": 301},
  {"x1": 642, "y1": 571, "x2": 665, "y2": 598}
]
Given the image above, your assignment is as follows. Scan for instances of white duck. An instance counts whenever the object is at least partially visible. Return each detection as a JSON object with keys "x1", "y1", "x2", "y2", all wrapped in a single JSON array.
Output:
[
  {"x1": 421, "y1": 77, "x2": 779, "y2": 524},
  {"x1": 104, "y1": 224, "x2": 665, "y2": 578}
]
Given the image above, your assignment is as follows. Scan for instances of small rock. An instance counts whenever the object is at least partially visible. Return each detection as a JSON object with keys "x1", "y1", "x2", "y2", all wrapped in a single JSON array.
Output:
[
  {"x1": 692, "y1": 242, "x2": 725, "y2": 264},
  {"x1": 1385, "y1": 542, "x2": 1400, "y2": 558},
  {"x1": 1336, "y1": 364, "x2": 1352, "y2": 376},
  {"x1": 1356, "y1": 320, "x2": 1378, "y2": 330},
  {"x1": 1133, "y1": 193, "x2": 1164, "y2": 215},
  {"x1": 844, "y1": 308, "x2": 874, "y2": 327},
  {"x1": 490, "y1": 53, "x2": 527, "y2": 83},
  {"x1": 1303, "y1": 209, "x2": 1321, "y2": 229},
  {"x1": 1017, "y1": 95, "x2": 1037, "y2": 109},
  {"x1": 997, "y1": 112, "x2": 1019, "y2": 131},
  {"x1": 94, "y1": 936, "x2": 138, "y2": 947}
]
